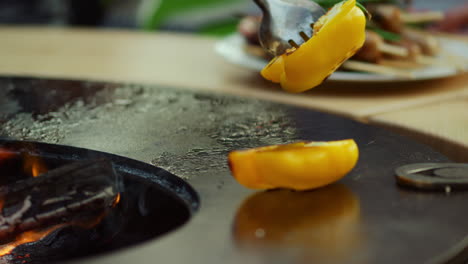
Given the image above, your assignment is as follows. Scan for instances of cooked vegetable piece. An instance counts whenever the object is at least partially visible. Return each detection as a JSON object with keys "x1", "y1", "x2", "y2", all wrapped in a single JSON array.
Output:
[
  {"x1": 394, "y1": 38, "x2": 422, "y2": 60},
  {"x1": 353, "y1": 30, "x2": 384, "y2": 63},
  {"x1": 261, "y1": 0, "x2": 366, "y2": 92},
  {"x1": 402, "y1": 29, "x2": 440, "y2": 56},
  {"x1": 367, "y1": 4, "x2": 403, "y2": 33},
  {"x1": 228, "y1": 139, "x2": 359, "y2": 191}
]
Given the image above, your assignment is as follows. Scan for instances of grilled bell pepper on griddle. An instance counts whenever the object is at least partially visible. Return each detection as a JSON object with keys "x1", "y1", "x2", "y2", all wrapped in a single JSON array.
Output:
[
  {"x1": 261, "y1": 0, "x2": 366, "y2": 93},
  {"x1": 228, "y1": 139, "x2": 359, "y2": 191}
]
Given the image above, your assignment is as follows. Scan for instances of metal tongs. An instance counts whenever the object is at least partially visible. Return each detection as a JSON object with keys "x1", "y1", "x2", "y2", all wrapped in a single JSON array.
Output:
[{"x1": 253, "y1": 0, "x2": 326, "y2": 57}]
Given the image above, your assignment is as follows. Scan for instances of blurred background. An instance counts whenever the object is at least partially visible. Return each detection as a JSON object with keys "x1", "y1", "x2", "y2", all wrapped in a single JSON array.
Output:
[{"x1": 0, "y1": 0, "x2": 466, "y2": 35}]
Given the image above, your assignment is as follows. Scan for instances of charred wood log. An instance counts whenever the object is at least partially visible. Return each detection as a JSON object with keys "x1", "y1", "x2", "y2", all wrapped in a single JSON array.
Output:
[{"x1": 0, "y1": 159, "x2": 122, "y2": 241}]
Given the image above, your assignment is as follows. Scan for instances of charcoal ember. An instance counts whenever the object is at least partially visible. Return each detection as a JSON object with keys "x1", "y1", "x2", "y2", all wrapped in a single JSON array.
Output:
[
  {"x1": 0, "y1": 226, "x2": 99, "y2": 264},
  {"x1": 1, "y1": 210, "x2": 125, "y2": 264},
  {"x1": 0, "y1": 159, "x2": 122, "y2": 241}
]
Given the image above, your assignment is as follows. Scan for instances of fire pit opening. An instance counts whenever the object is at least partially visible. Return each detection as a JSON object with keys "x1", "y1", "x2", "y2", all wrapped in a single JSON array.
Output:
[{"x1": 0, "y1": 140, "x2": 199, "y2": 264}]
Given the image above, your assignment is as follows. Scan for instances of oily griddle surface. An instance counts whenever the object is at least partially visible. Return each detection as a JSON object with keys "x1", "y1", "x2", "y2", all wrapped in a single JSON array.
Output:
[{"x1": 0, "y1": 77, "x2": 467, "y2": 264}]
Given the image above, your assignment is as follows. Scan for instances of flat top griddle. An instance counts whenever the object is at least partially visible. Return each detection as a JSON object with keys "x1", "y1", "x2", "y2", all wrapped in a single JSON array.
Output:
[{"x1": 0, "y1": 77, "x2": 467, "y2": 264}]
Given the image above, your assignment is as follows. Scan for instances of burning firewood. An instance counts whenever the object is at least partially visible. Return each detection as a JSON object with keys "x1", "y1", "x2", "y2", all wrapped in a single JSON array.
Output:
[{"x1": 0, "y1": 159, "x2": 122, "y2": 242}]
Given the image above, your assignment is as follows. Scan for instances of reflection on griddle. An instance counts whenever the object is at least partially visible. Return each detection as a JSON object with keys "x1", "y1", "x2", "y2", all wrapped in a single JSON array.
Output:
[{"x1": 233, "y1": 184, "x2": 365, "y2": 264}]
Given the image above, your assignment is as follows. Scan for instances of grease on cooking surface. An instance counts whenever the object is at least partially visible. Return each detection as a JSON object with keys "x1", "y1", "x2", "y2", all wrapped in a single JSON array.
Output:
[{"x1": 1, "y1": 79, "x2": 299, "y2": 180}]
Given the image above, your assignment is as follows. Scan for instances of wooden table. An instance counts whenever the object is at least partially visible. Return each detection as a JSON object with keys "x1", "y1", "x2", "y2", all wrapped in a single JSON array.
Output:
[{"x1": 1, "y1": 26, "x2": 467, "y2": 161}]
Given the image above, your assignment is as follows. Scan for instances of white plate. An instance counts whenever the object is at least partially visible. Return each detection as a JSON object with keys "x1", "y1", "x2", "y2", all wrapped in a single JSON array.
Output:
[{"x1": 215, "y1": 33, "x2": 468, "y2": 82}]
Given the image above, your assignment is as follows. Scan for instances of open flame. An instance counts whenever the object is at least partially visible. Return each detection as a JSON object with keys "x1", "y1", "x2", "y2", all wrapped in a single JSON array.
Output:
[
  {"x1": 0, "y1": 192, "x2": 121, "y2": 257},
  {"x1": 0, "y1": 225, "x2": 64, "y2": 256},
  {"x1": 0, "y1": 200, "x2": 120, "y2": 258},
  {"x1": 0, "y1": 151, "x2": 54, "y2": 257},
  {"x1": 0, "y1": 148, "x2": 48, "y2": 177},
  {"x1": 23, "y1": 155, "x2": 48, "y2": 178},
  {"x1": 0, "y1": 151, "x2": 121, "y2": 258},
  {"x1": 113, "y1": 193, "x2": 121, "y2": 208}
]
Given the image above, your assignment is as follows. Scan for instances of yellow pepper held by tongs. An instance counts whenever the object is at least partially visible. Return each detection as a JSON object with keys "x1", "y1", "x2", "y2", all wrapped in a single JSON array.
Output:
[{"x1": 261, "y1": 0, "x2": 367, "y2": 93}]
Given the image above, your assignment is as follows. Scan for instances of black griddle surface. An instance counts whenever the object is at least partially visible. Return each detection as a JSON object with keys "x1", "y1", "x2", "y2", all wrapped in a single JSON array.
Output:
[{"x1": 0, "y1": 77, "x2": 467, "y2": 264}]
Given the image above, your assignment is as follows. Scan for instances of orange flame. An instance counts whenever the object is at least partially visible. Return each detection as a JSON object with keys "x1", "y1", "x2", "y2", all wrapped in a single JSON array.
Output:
[
  {"x1": 0, "y1": 206, "x2": 115, "y2": 257},
  {"x1": 0, "y1": 225, "x2": 64, "y2": 256},
  {"x1": 0, "y1": 149, "x2": 16, "y2": 162},
  {"x1": 0, "y1": 153, "x2": 120, "y2": 257},
  {"x1": 23, "y1": 155, "x2": 48, "y2": 178},
  {"x1": 112, "y1": 193, "x2": 121, "y2": 208}
]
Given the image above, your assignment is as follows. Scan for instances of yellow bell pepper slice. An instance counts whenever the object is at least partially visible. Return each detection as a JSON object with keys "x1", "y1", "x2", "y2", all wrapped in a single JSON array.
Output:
[
  {"x1": 228, "y1": 139, "x2": 359, "y2": 191},
  {"x1": 261, "y1": 0, "x2": 366, "y2": 93}
]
